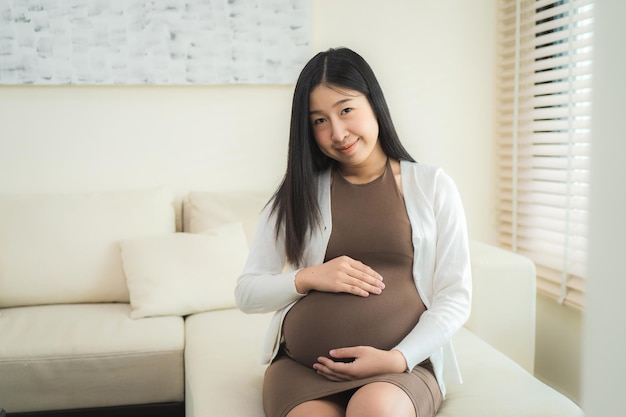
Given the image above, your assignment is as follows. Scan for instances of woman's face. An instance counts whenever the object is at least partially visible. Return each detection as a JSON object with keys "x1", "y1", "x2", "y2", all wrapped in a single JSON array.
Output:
[{"x1": 309, "y1": 84, "x2": 384, "y2": 170}]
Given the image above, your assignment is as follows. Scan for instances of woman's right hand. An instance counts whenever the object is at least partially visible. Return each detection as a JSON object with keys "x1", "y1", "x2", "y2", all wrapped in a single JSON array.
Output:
[{"x1": 294, "y1": 256, "x2": 385, "y2": 297}]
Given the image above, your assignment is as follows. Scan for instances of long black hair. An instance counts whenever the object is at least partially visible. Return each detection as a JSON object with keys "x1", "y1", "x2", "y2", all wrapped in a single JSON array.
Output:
[{"x1": 271, "y1": 47, "x2": 415, "y2": 266}]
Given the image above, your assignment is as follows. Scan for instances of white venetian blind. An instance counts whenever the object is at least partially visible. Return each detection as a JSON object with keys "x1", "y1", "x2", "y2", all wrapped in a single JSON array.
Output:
[{"x1": 496, "y1": 0, "x2": 593, "y2": 310}]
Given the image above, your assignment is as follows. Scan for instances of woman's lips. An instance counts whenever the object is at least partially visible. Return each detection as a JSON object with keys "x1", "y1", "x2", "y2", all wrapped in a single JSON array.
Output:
[{"x1": 337, "y1": 139, "x2": 358, "y2": 154}]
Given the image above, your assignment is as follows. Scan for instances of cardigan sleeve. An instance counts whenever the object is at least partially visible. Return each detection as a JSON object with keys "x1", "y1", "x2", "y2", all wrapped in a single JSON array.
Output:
[
  {"x1": 393, "y1": 168, "x2": 472, "y2": 370},
  {"x1": 234, "y1": 203, "x2": 305, "y2": 314}
]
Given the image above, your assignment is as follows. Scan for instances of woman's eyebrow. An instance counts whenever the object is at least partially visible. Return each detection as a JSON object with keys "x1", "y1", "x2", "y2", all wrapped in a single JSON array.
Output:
[
  {"x1": 332, "y1": 98, "x2": 354, "y2": 108},
  {"x1": 309, "y1": 98, "x2": 354, "y2": 115}
]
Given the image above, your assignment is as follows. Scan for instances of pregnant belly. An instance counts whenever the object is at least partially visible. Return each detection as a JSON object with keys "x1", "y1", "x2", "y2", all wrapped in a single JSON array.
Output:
[{"x1": 281, "y1": 273, "x2": 422, "y2": 368}]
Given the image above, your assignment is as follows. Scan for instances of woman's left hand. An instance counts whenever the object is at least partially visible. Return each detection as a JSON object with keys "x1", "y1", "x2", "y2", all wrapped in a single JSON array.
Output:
[{"x1": 313, "y1": 347, "x2": 408, "y2": 381}]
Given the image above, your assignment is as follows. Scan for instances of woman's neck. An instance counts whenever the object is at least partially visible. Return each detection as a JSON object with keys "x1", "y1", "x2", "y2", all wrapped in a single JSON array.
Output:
[{"x1": 337, "y1": 153, "x2": 388, "y2": 185}]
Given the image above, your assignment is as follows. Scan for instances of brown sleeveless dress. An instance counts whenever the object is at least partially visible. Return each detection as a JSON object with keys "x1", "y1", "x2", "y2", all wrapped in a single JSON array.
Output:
[{"x1": 263, "y1": 160, "x2": 442, "y2": 417}]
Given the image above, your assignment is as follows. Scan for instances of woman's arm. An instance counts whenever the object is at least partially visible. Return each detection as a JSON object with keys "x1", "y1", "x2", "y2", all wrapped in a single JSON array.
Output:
[
  {"x1": 234, "y1": 204, "x2": 304, "y2": 314},
  {"x1": 394, "y1": 168, "x2": 472, "y2": 370}
]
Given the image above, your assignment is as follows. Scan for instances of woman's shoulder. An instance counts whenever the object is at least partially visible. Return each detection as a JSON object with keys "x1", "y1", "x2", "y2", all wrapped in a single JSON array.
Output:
[
  {"x1": 400, "y1": 160, "x2": 459, "y2": 194},
  {"x1": 400, "y1": 159, "x2": 444, "y2": 179}
]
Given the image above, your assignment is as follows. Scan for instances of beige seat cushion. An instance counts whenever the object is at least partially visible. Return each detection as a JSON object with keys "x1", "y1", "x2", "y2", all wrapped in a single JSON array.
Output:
[
  {"x1": 0, "y1": 303, "x2": 184, "y2": 413},
  {"x1": 184, "y1": 309, "x2": 583, "y2": 417},
  {"x1": 185, "y1": 308, "x2": 271, "y2": 417},
  {"x1": 439, "y1": 328, "x2": 583, "y2": 416}
]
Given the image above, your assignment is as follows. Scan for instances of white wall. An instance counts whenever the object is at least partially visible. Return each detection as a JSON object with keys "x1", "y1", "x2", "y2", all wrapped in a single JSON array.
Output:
[
  {"x1": 582, "y1": 1, "x2": 626, "y2": 415},
  {"x1": 0, "y1": 85, "x2": 293, "y2": 194},
  {"x1": 0, "y1": 0, "x2": 497, "y2": 244},
  {"x1": 312, "y1": 0, "x2": 497, "y2": 244},
  {"x1": 535, "y1": 294, "x2": 583, "y2": 402}
]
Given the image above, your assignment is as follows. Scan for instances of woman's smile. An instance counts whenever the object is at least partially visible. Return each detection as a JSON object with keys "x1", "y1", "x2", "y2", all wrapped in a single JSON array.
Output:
[{"x1": 336, "y1": 139, "x2": 359, "y2": 153}]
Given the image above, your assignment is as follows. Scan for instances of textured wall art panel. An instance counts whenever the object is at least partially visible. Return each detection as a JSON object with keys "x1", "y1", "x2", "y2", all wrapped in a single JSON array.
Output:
[{"x1": 0, "y1": 0, "x2": 311, "y2": 84}]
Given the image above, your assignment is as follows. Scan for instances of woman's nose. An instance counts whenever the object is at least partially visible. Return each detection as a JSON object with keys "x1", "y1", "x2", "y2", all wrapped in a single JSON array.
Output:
[{"x1": 330, "y1": 120, "x2": 348, "y2": 142}]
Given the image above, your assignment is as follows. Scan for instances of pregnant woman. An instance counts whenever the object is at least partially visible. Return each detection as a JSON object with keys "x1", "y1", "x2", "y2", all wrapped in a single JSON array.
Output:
[{"x1": 235, "y1": 47, "x2": 472, "y2": 417}]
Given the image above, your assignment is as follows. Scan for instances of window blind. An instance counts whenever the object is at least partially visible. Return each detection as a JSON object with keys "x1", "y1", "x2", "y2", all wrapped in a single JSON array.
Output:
[{"x1": 496, "y1": 0, "x2": 593, "y2": 310}]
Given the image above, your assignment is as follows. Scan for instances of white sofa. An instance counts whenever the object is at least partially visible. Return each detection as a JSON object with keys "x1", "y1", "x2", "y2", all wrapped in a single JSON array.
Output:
[{"x1": 0, "y1": 188, "x2": 584, "y2": 417}]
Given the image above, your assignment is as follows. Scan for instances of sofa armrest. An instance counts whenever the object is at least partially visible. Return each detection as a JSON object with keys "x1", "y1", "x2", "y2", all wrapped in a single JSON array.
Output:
[{"x1": 465, "y1": 241, "x2": 537, "y2": 374}]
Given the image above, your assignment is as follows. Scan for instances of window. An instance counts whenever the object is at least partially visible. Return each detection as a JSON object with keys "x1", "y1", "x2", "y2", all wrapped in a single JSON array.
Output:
[{"x1": 496, "y1": 0, "x2": 593, "y2": 310}]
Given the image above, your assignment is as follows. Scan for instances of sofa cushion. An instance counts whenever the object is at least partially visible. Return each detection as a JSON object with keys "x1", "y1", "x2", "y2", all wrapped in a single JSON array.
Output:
[
  {"x1": 184, "y1": 191, "x2": 271, "y2": 245},
  {"x1": 0, "y1": 303, "x2": 184, "y2": 413},
  {"x1": 184, "y1": 309, "x2": 583, "y2": 417},
  {"x1": 120, "y1": 223, "x2": 248, "y2": 319},
  {"x1": 185, "y1": 308, "x2": 272, "y2": 417},
  {"x1": 438, "y1": 328, "x2": 583, "y2": 417},
  {"x1": 0, "y1": 188, "x2": 175, "y2": 307}
]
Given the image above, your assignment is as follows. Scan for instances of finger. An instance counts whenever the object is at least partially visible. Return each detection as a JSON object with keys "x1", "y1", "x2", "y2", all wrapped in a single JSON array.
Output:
[
  {"x1": 329, "y1": 347, "x2": 359, "y2": 361},
  {"x1": 314, "y1": 363, "x2": 351, "y2": 381},
  {"x1": 345, "y1": 276, "x2": 384, "y2": 296},
  {"x1": 316, "y1": 356, "x2": 336, "y2": 367},
  {"x1": 316, "y1": 356, "x2": 350, "y2": 373},
  {"x1": 317, "y1": 370, "x2": 344, "y2": 382},
  {"x1": 343, "y1": 282, "x2": 372, "y2": 297},
  {"x1": 313, "y1": 361, "x2": 337, "y2": 378},
  {"x1": 349, "y1": 260, "x2": 384, "y2": 283},
  {"x1": 318, "y1": 356, "x2": 355, "y2": 376},
  {"x1": 346, "y1": 263, "x2": 385, "y2": 293},
  {"x1": 332, "y1": 257, "x2": 384, "y2": 295}
]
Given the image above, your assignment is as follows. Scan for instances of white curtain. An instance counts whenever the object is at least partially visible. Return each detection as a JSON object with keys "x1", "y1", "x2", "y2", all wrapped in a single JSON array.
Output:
[{"x1": 496, "y1": 0, "x2": 594, "y2": 310}]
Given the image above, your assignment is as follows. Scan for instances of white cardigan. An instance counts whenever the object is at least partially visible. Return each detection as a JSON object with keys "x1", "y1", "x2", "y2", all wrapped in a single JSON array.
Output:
[{"x1": 235, "y1": 160, "x2": 472, "y2": 397}]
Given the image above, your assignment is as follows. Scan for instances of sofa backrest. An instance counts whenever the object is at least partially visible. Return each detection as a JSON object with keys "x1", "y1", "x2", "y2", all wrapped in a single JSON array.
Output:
[
  {"x1": 0, "y1": 188, "x2": 175, "y2": 308},
  {"x1": 183, "y1": 191, "x2": 272, "y2": 246}
]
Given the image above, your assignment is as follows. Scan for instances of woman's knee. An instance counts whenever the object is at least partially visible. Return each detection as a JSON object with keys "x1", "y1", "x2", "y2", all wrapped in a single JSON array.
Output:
[{"x1": 346, "y1": 382, "x2": 416, "y2": 417}]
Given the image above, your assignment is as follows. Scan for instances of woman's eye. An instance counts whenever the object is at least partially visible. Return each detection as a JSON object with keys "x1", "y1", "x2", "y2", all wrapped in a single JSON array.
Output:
[
  {"x1": 341, "y1": 107, "x2": 352, "y2": 115},
  {"x1": 313, "y1": 118, "x2": 325, "y2": 125}
]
